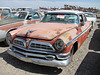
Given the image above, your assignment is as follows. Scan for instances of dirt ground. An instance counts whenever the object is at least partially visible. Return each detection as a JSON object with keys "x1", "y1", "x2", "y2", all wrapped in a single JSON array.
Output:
[{"x1": 0, "y1": 19, "x2": 100, "y2": 75}]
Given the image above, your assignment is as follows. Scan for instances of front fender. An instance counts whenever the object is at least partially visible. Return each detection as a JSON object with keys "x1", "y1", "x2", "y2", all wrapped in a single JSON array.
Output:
[
  {"x1": 7, "y1": 28, "x2": 17, "y2": 33},
  {"x1": 59, "y1": 32, "x2": 78, "y2": 53},
  {"x1": 59, "y1": 32, "x2": 72, "y2": 44}
]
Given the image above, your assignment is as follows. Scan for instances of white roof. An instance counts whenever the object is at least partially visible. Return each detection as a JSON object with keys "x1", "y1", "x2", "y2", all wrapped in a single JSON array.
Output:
[
  {"x1": 84, "y1": 12, "x2": 94, "y2": 14},
  {"x1": 47, "y1": 10, "x2": 84, "y2": 14}
]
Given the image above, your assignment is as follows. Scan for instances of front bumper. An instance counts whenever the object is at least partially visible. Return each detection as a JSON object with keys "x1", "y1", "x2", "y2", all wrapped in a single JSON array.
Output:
[{"x1": 7, "y1": 48, "x2": 71, "y2": 67}]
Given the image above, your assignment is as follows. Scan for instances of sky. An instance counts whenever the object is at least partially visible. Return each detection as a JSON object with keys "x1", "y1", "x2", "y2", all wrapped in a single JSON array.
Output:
[{"x1": 0, "y1": 0, "x2": 100, "y2": 9}]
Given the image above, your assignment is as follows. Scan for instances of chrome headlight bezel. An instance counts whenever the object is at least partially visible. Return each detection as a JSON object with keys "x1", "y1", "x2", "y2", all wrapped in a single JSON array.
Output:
[
  {"x1": 6, "y1": 32, "x2": 12, "y2": 44},
  {"x1": 53, "y1": 39, "x2": 65, "y2": 52}
]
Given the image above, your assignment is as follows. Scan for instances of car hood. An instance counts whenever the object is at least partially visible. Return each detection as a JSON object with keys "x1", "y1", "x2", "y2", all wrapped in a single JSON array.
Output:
[
  {"x1": 0, "y1": 19, "x2": 24, "y2": 26},
  {"x1": 16, "y1": 22, "x2": 76, "y2": 40}
]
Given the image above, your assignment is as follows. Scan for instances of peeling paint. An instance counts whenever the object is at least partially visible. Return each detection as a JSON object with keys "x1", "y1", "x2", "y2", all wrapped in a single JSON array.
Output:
[{"x1": 15, "y1": 22, "x2": 76, "y2": 40}]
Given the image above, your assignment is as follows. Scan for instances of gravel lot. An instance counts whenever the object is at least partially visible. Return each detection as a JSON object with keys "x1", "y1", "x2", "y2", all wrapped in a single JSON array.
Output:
[{"x1": 0, "y1": 19, "x2": 100, "y2": 75}]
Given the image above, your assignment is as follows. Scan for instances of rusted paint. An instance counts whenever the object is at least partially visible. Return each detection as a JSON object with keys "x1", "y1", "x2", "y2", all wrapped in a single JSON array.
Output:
[
  {"x1": 0, "y1": 22, "x2": 24, "y2": 31},
  {"x1": 26, "y1": 20, "x2": 41, "y2": 24},
  {"x1": 16, "y1": 22, "x2": 76, "y2": 40},
  {"x1": 0, "y1": 19, "x2": 41, "y2": 32},
  {"x1": 68, "y1": 36, "x2": 72, "y2": 41}
]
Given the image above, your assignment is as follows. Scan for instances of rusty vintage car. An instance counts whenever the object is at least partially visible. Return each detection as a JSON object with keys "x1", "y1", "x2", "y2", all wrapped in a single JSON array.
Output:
[
  {"x1": 7, "y1": 10, "x2": 92, "y2": 67},
  {"x1": 0, "y1": 11, "x2": 43, "y2": 44},
  {"x1": 0, "y1": 7, "x2": 11, "y2": 20}
]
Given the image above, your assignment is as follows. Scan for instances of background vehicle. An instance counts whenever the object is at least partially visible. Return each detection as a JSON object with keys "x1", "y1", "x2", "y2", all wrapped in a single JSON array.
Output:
[
  {"x1": 0, "y1": 11, "x2": 43, "y2": 44},
  {"x1": 7, "y1": 10, "x2": 92, "y2": 67},
  {"x1": 96, "y1": 12, "x2": 100, "y2": 19},
  {"x1": 85, "y1": 12, "x2": 97, "y2": 28},
  {"x1": 0, "y1": 7, "x2": 11, "y2": 20},
  {"x1": 16, "y1": 7, "x2": 33, "y2": 12}
]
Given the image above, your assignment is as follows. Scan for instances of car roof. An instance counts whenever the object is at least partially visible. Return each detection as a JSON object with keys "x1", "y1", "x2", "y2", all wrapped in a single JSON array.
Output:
[
  {"x1": 46, "y1": 10, "x2": 84, "y2": 15},
  {"x1": 0, "y1": 7, "x2": 11, "y2": 9},
  {"x1": 11, "y1": 11, "x2": 37, "y2": 13},
  {"x1": 84, "y1": 12, "x2": 94, "y2": 14}
]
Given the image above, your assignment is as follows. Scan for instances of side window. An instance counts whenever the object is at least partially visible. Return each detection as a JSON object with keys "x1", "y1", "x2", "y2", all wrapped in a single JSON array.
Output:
[
  {"x1": 33, "y1": 13, "x2": 40, "y2": 19},
  {"x1": 1, "y1": 9, "x2": 10, "y2": 16},
  {"x1": 79, "y1": 15, "x2": 84, "y2": 23}
]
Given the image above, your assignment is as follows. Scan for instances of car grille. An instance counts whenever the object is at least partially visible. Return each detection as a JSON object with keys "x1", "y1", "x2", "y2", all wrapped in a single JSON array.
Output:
[
  {"x1": 29, "y1": 41, "x2": 55, "y2": 52},
  {"x1": 13, "y1": 38, "x2": 55, "y2": 52},
  {"x1": 11, "y1": 45, "x2": 56, "y2": 60},
  {"x1": 11, "y1": 38, "x2": 57, "y2": 60},
  {"x1": 13, "y1": 38, "x2": 26, "y2": 47}
]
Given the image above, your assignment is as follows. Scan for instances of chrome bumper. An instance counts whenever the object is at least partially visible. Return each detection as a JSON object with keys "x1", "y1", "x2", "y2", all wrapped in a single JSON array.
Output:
[{"x1": 7, "y1": 48, "x2": 71, "y2": 67}]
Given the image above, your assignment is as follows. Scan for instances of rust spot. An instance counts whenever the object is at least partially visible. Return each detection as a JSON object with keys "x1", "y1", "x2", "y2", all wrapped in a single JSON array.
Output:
[
  {"x1": 76, "y1": 27, "x2": 82, "y2": 35},
  {"x1": 69, "y1": 36, "x2": 72, "y2": 41}
]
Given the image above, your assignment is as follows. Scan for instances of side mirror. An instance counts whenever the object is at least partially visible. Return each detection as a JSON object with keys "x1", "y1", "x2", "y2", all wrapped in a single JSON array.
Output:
[{"x1": 80, "y1": 22, "x2": 84, "y2": 26}]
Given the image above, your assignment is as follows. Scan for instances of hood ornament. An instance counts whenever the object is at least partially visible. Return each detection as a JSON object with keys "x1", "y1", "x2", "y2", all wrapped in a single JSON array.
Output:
[{"x1": 25, "y1": 30, "x2": 35, "y2": 37}]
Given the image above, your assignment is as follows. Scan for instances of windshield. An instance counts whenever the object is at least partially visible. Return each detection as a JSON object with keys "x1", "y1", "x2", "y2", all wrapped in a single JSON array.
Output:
[
  {"x1": 41, "y1": 14, "x2": 78, "y2": 24},
  {"x1": 4, "y1": 12, "x2": 27, "y2": 20}
]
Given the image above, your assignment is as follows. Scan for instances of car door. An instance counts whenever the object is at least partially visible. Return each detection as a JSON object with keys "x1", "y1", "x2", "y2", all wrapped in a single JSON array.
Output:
[{"x1": 77, "y1": 14, "x2": 90, "y2": 46}]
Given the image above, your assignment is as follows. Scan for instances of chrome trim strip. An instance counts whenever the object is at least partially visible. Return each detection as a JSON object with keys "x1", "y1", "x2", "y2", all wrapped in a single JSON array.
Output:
[
  {"x1": 7, "y1": 49, "x2": 70, "y2": 67},
  {"x1": 13, "y1": 38, "x2": 26, "y2": 48},
  {"x1": 29, "y1": 41, "x2": 55, "y2": 52},
  {"x1": 12, "y1": 44, "x2": 51, "y2": 53},
  {"x1": 12, "y1": 45, "x2": 70, "y2": 60},
  {"x1": 28, "y1": 47, "x2": 53, "y2": 52},
  {"x1": 66, "y1": 25, "x2": 92, "y2": 46},
  {"x1": 10, "y1": 44, "x2": 70, "y2": 56},
  {"x1": 13, "y1": 48, "x2": 46, "y2": 58}
]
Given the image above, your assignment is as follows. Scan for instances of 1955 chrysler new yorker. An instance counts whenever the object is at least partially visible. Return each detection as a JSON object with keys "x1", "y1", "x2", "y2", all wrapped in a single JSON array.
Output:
[{"x1": 7, "y1": 10, "x2": 92, "y2": 67}]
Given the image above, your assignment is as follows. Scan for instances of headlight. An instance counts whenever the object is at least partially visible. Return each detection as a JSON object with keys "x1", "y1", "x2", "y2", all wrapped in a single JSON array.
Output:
[
  {"x1": 6, "y1": 32, "x2": 12, "y2": 44},
  {"x1": 53, "y1": 39, "x2": 65, "y2": 52}
]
